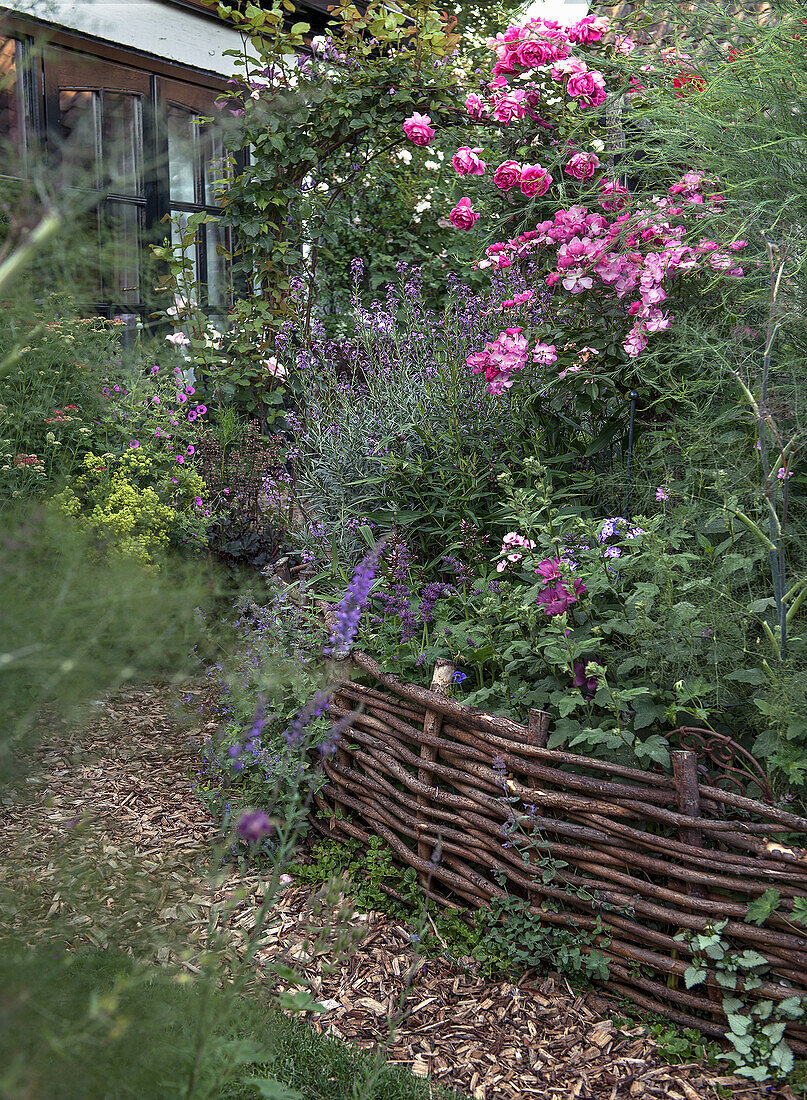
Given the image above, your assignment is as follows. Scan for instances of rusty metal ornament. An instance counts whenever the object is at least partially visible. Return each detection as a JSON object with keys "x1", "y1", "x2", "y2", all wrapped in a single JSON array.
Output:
[{"x1": 665, "y1": 726, "x2": 775, "y2": 803}]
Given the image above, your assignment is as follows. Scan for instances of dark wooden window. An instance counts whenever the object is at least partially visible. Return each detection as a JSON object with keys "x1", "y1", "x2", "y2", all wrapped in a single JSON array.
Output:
[{"x1": 0, "y1": 31, "x2": 230, "y2": 318}]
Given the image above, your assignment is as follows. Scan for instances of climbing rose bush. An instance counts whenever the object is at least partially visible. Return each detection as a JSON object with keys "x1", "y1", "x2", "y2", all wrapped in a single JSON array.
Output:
[{"x1": 398, "y1": 12, "x2": 748, "y2": 394}]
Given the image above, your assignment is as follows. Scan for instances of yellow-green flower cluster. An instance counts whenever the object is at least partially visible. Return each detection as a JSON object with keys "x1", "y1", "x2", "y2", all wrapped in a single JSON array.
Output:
[{"x1": 55, "y1": 450, "x2": 207, "y2": 566}]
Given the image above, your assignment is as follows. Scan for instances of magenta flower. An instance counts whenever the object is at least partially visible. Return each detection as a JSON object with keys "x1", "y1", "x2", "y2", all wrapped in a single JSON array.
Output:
[
  {"x1": 535, "y1": 558, "x2": 561, "y2": 582},
  {"x1": 403, "y1": 112, "x2": 435, "y2": 146},
  {"x1": 185, "y1": 386, "x2": 195, "y2": 395},
  {"x1": 194, "y1": 495, "x2": 203, "y2": 506},
  {"x1": 656, "y1": 486, "x2": 670, "y2": 501},
  {"x1": 150, "y1": 365, "x2": 159, "y2": 374},
  {"x1": 236, "y1": 809, "x2": 273, "y2": 844},
  {"x1": 152, "y1": 396, "x2": 160, "y2": 404},
  {"x1": 186, "y1": 445, "x2": 195, "y2": 455},
  {"x1": 449, "y1": 197, "x2": 481, "y2": 230},
  {"x1": 176, "y1": 455, "x2": 184, "y2": 464},
  {"x1": 188, "y1": 411, "x2": 197, "y2": 422},
  {"x1": 197, "y1": 405, "x2": 207, "y2": 415},
  {"x1": 130, "y1": 440, "x2": 140, "y2": 449},
  {"x1": 177, "y1": 394, "x2": 187, "y2": 404}
]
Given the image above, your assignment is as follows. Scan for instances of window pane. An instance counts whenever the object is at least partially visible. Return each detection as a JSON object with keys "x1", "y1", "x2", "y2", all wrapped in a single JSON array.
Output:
[
  {"x1": 0, "y1": 38, "x2": 26, "y2": 164},
  {"x1": 171, "y1": 209, "x2": 198, "y2": 290},
  {"x1": 206, "y1": 220, "x2": 230, "y2": 310},
  {"x1": 203, "y1": 126, "x2": 229, "y2": 206},
  {"x1": 60, "y1": 89, "x2": 99, "y2": 186},
  {"x1": 103, "y1": 92, "x2": 142, "y2": 196},
  {"x1": 167, "y1": 105, "x2": 197, "y2": 203},
  {"x1": 102, "y1": 201, "x2": 142, "y2": 305}
]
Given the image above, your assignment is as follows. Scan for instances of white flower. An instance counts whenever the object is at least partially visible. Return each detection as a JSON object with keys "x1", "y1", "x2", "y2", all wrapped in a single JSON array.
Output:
[
  {"x1": 591, "y1": 138, "x2": 605, "y2": 152},
  {"x1": 436, "y1": 150, "x2": 444, "y2": 161},
  {"x1": 396, "y1": 149, "x2": 412, "y2": 164},
  {"x1": 424, "y1": 160, "x2": 439, "y2": 170},
  {"x1": 415, "y1": 198, "x2": 431, "y2": 213}
]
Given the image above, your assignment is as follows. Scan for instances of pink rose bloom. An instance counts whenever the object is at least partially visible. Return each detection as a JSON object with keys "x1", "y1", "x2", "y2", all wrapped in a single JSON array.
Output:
[
  {"x1": 449, "y1": 197, "x2": 481, "y2": 230},
  {"x1": 599, "y1": 179, "x2": 631, "y2": 211},
  {"x1": 551, "y1": 56, "x2": 588, "y2": 80},
  {"x1": 566, "y1": 69, "x2": 607, "y2": 107},
  {"x1": 568, "y1": 15, "x2": 609, "y2": 43},
  {"x1": 515, "y1": 39, "x2": 559, "y2": 68},
  {"x1": 615, "y1": 34, "x2": 636, "y2": 55},
  {"x1": 492, "y1": 91, "x2": 526, "y2": 124},
  {"x1": 403, "y1": 112, "x2": 435, "y2": 146},
  {"x1": 465, "y1": 93, "x2": 488, "y2": 118},
  {"x1": 452, "y1": 146, "x2": 486, "y2": 176},
  {"x1": 565, "y1": 151, "x2": 600, "y2": 181},
  {"x1": 166, "y1": 332, "x2": 190, "y2": 346},
  {"x1": 493, "y1": 160, "x2": 521, "y2": 191},
  {"x1": 519, "y1": 164, "x2": 552, "y2": 197},
  {"x1": 533, "y1": 342, "x2": 557, "y2": 365}
]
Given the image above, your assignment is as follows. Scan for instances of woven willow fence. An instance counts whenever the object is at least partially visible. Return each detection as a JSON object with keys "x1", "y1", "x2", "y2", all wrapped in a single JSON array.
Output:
[{"x1": 314, "y1": 652, "x2": 807, "y2": 1049}]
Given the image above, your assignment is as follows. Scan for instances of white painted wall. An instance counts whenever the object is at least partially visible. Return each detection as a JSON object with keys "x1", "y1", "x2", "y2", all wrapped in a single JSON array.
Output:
[
  {"x1": 522, "y1": 0, "x2": 590, "y2": 26},
  {"x1": 3, "y1": 0, "x2": 241, "y2": 76}
]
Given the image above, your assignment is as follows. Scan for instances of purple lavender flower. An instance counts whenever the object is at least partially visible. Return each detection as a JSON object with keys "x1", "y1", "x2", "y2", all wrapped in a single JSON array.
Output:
[
  {"x1": 418, "y1": 581, "x2": 456, "y2": 624},
  {"x1": 283, "y1": 689, "x2": 332, "y2": 748},
  {"x1": 318, "y1": 710, "x2": 356, "y2": 759},
  {"x1": 324, "y1": 541, "x2": 385, "y2": 659},
  {"x1": 236, "y1": 809, "x2": 273, "y2": 844}
]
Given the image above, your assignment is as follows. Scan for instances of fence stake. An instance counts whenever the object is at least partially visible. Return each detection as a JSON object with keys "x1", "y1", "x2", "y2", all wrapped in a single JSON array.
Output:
[
  {"x1": 416, "y1": 659, "x2": 455, "y2": 887},
  {"x1": 528, "y1": 709, "x2": 551, "y2": 749}
]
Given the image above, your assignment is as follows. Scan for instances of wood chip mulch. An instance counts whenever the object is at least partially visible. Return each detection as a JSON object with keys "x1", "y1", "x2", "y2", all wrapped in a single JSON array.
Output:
[{"x1": 0, "y1": 685, "x2": 799, "y2": 1100}]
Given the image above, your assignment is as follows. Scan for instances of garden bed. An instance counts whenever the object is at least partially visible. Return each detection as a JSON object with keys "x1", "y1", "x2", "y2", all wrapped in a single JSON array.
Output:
[{"x1": 318, "y1": 653, "x2": 807, "y2": 1053}]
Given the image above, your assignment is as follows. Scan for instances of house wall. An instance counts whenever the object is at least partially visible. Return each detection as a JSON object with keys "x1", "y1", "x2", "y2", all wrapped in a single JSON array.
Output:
[{"x1": 1, "y1": 0, "x2": 241, "y2": 76}]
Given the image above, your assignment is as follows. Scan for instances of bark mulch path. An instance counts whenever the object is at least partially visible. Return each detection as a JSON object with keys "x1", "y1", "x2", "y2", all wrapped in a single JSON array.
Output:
[{"x1": 0, "y1": 685, "x2": 797, "y2": 1100}]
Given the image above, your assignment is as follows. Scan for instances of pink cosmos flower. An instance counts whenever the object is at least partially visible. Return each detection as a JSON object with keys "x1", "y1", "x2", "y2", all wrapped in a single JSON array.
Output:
[
  {"x1": 449, "y1": 197, "x2": 481, "y2": 230},
  {"x1": 565, "y1": 152, "x2": 600, "y2": 181},
  {"x1": 533, "y1": 342, "x2": 557, "y2": 365},
  {"x1": 566, "y1": 69, "x2": 607, "y2": 108},
  {"x1": 452, "y1": 146, "x2": 486, "y2": 176},
  {"x1": 403, "y1": 112, "x2": 435, "y2": 146},
  {"x1": 262, "y1": 357, "x2": 287, "y2": 379},
  {"x1": 493, "y1": 160, "x2": 521, "y2": 191},
  {"x1": 519, "y1": 164, "x2": 552, "y2": 197}
]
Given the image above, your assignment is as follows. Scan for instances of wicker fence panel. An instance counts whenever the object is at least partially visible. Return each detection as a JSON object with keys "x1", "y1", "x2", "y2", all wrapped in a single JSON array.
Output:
[{"x1": 314, "y1": 652, "x2": 807, "y2": 1048}]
